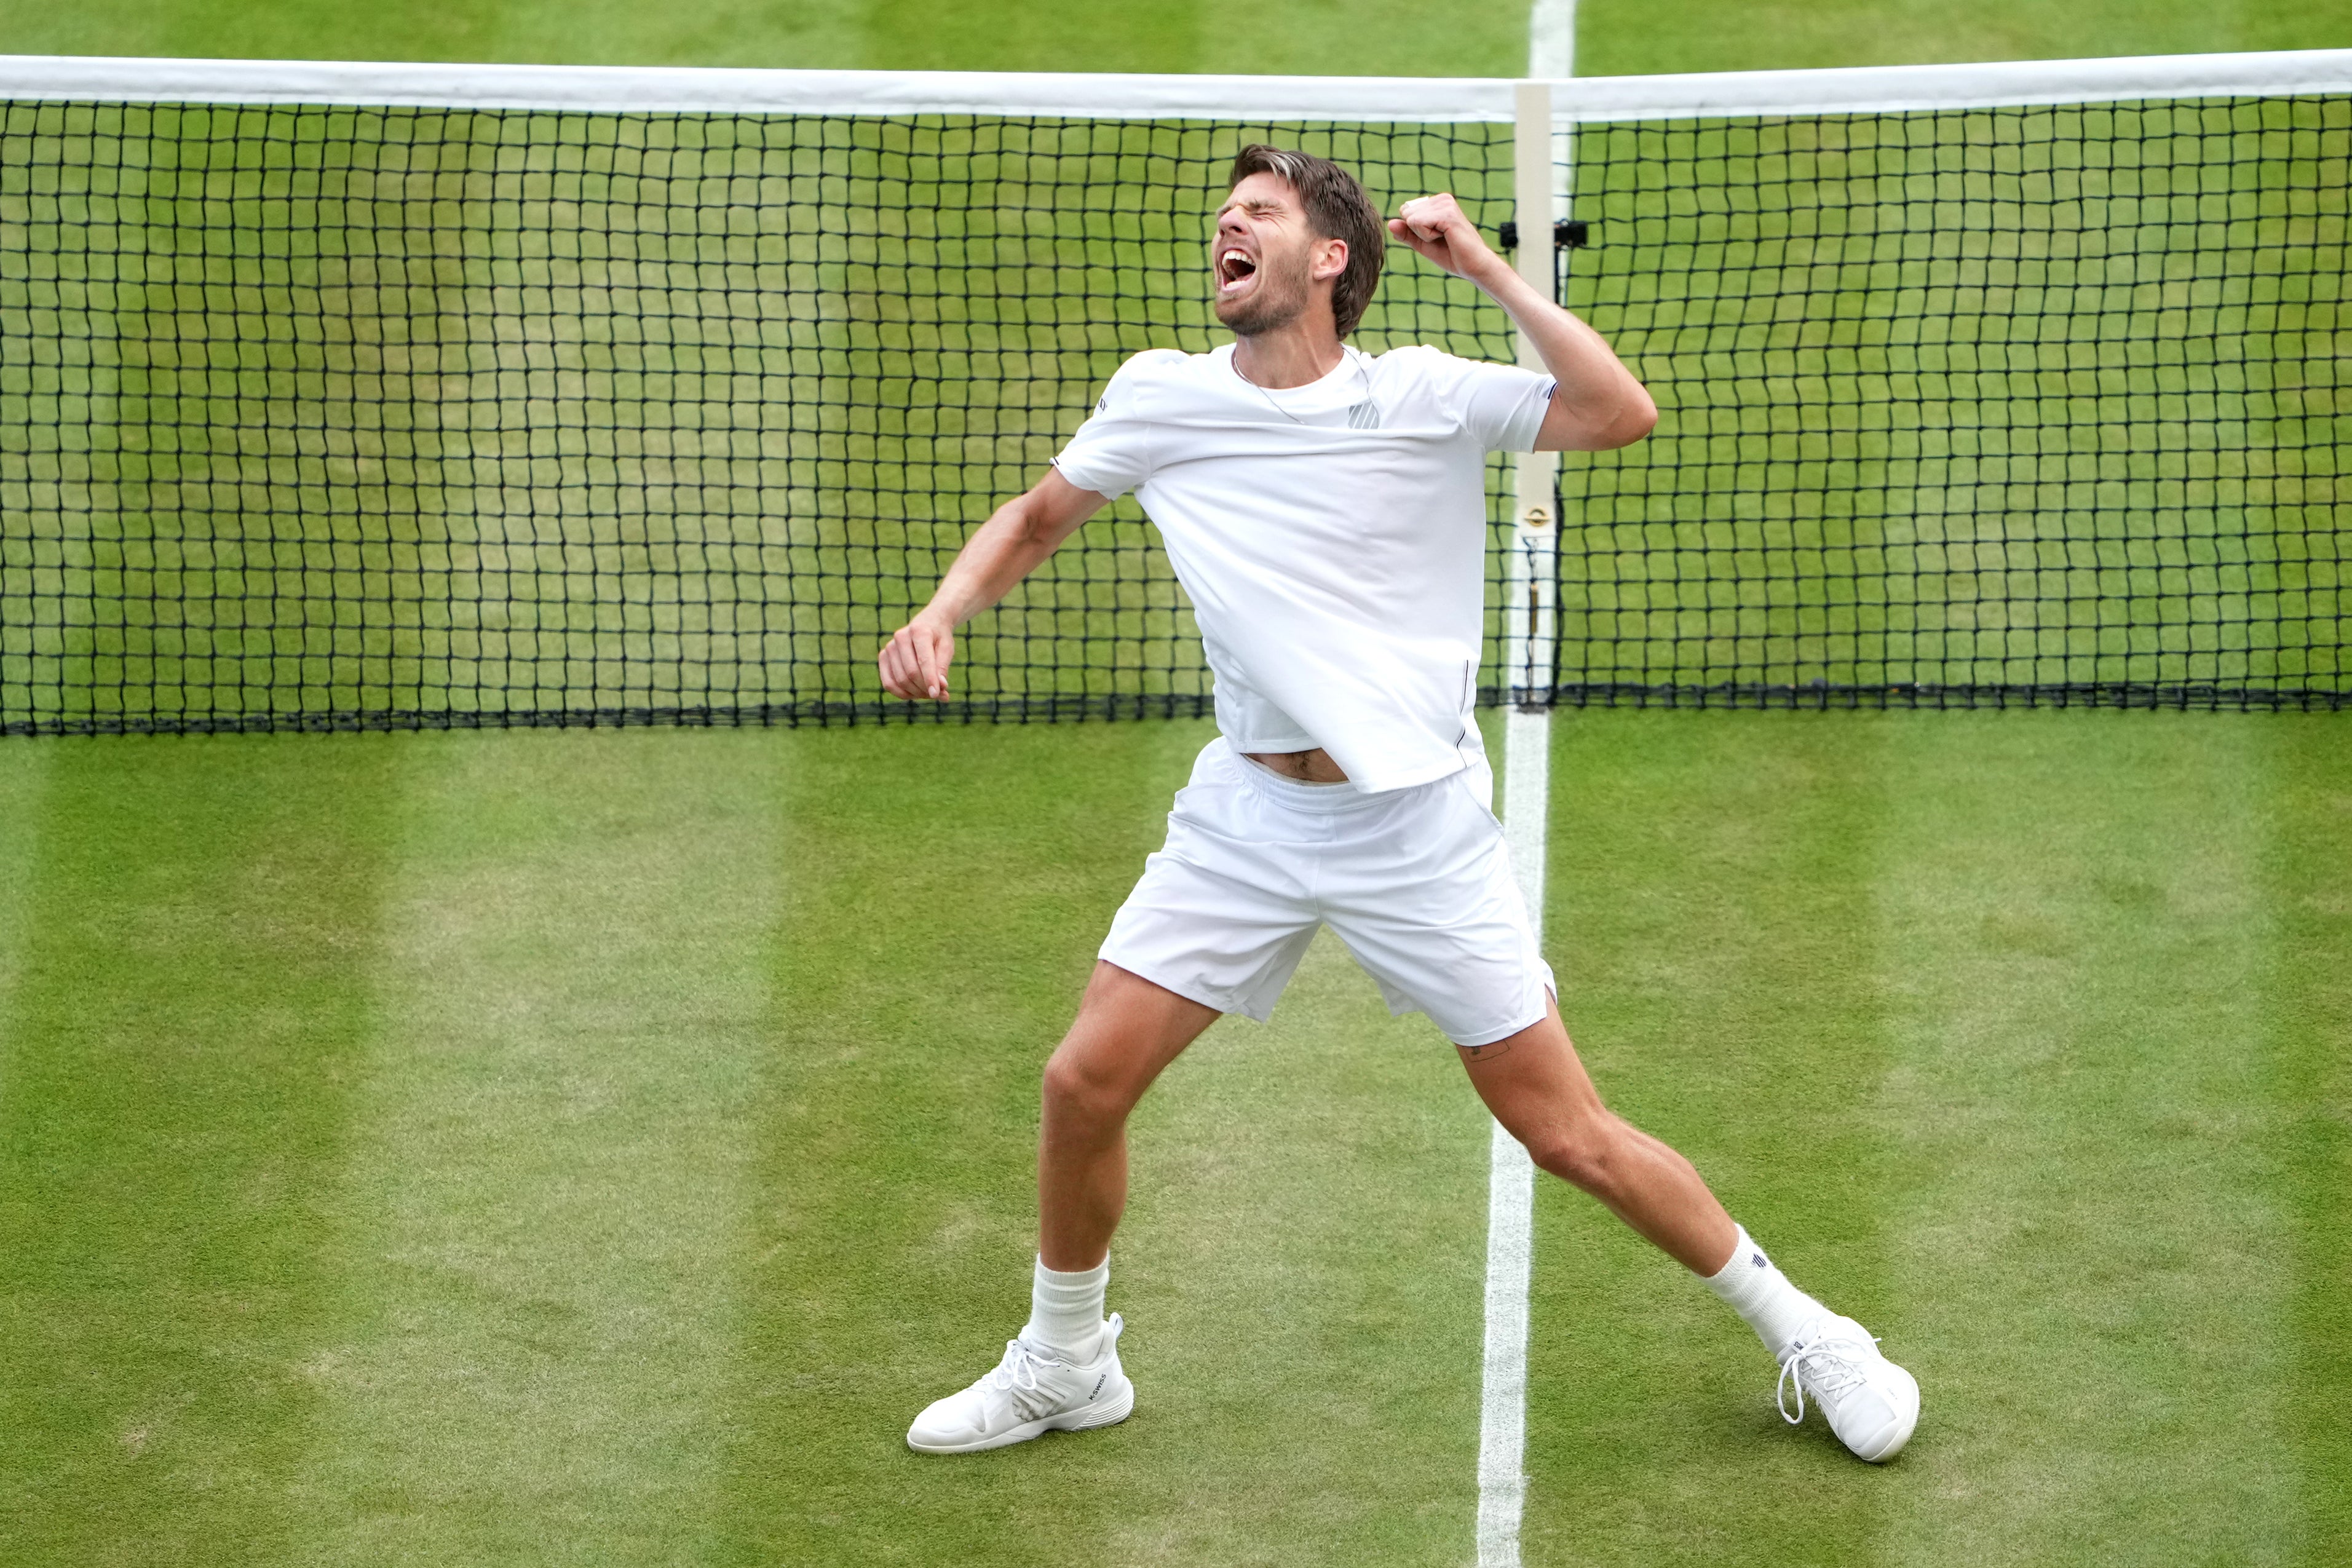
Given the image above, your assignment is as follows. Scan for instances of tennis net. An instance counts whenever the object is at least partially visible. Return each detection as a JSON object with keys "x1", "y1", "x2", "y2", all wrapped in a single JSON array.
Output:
[
  {"x1": 1, "y1": 52, "x2": 2344, "y2": 735},
  {"x1": 1556, "y1": 64, "x2": 2348, "y2": 709}
]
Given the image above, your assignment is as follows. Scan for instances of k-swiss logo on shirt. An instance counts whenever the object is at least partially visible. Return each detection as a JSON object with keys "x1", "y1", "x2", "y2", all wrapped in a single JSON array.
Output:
[{"x1": 1347, "y1": 399, "x2": 1381, "y2": 429}]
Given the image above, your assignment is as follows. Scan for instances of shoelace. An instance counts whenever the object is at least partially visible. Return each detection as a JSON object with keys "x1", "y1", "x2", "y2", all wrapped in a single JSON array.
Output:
[
  {"x1": 982, "y1": 1338, "x2": 1064, "y2": 1399},
  {"x1": 1776, "y1": 1320, "x2": 1878, "y2": 1426},
  {"x1": 971, "y1": 1316, "x2": 1120, "y2": 1424}
]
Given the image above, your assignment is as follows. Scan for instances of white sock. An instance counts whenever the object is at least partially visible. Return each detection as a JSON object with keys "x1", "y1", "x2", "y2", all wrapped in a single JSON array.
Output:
[
  {"x1": 1021, "y1": 1255, "x2": 1108, "y2": 1361},
  {"x1": 1703, "y1": 1226, "x2": 1829, "y2": 1359}
]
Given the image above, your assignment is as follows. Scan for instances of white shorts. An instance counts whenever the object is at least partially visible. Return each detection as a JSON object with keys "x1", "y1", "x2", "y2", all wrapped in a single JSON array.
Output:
[{"x1": 1099, "y1": 738, "x2": 1556, "y2": 1047}]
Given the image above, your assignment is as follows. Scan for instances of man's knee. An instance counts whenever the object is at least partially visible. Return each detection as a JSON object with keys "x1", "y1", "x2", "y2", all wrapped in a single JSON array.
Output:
[
  {"x1": 1042, "y1": 1041, "x2": 1138, "y2": 1129},
  {"x1": 1522, "y1": 1112, "x2": 1630, "y2": 1194}
]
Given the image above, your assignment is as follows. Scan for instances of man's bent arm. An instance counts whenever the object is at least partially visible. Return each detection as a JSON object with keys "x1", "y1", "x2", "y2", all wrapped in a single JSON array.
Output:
[
  {"x1": 877, "y1": 469, "x2": 1110, "y2": 700},
  {"x1": 1390, "y1": 194, "x2": 1657, "y2": 453}
]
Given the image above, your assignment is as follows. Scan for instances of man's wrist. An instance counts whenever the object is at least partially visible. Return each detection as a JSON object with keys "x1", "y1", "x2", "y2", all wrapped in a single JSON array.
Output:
[{"x1": 1465, "y1": 249, "x2": 1529, "y2": 299}]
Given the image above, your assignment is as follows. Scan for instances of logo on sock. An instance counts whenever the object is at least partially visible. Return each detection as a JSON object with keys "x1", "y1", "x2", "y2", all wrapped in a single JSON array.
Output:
[{"x1": 1752, "y1": 1253, "x2": 1768, "y2": 1268}]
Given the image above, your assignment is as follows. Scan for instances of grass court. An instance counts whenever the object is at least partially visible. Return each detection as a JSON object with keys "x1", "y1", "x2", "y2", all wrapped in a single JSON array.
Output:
[{"x1": 2, "y1": 1, "x2": 2348, "y2": 1563}]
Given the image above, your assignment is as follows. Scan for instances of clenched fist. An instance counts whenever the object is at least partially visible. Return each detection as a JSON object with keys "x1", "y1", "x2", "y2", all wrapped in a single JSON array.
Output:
[{"x1": 1388, "y1": 192, "x2": 1504, "y2": 282}]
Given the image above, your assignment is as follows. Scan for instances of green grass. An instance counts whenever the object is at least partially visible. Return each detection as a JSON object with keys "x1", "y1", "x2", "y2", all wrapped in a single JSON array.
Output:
[
  {"x1": 2270, "y1": 720, "x2": 2352, "y2": 1566},
  {"x1": 0, "y1": 737, "x2": 398, "y2": 1564},
  {"x1": 1526, "y1": 715, "x2": 1895, "y2": 1566},
  {"x1": 737, "y1": 718, "x2": 1494, "y2": 1565},
  {"x1": 9, "y1": 0, "x2": 2348, "y2": 74},
  {"x1": 0, "y1": 720, "x2": 1504, "y2": 1565},
  {"x1": 1529, "y1": 711, "x2": 2351, "y2": 1566},
  {"x1": 290, "y1": 728, "x2": 784, "y2": 1561},
  {"x1": 1581, "y1": 0, "x2": 2351, "y2": 76},
  {"x1": 0, "y1": 0, "x2": 1526, "y2": 76},
  {"x1": 1, "y1": 1, "x2": 2349, "y2": 1564},
  {"x1": 0, "y1": 715, "x2": 2343, "y2": 1565}
]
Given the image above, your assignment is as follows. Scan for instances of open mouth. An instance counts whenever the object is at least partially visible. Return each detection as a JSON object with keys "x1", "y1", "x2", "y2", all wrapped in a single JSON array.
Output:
[{"x1": 1218, "y1": 247, "x2": 1258, "y2": 291}]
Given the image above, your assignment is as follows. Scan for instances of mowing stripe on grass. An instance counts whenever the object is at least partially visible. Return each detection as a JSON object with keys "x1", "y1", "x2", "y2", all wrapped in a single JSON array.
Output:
[
  {"x1": 2262, "y1": 721, "x2": 2350, "y2": 1567},
  {"x1": 1109, "y1": 927, "x2": 1491, "y2": 1566},
  {"x1": 732, "y1": 719, "x2": 1496, "y2": 1566},
  {"x1": 0, "y1": 744, "x2": 47, "y2": 1031},
  {"x1": 0, "y1": 735, "x2": 399, "y2": 1566},
  {"x1": 1874, "y1": 717, "x2": 2294, "y2": 1565},
  {"x1": 291, "y1": 729, "x2": 782, "y2": 1565},
  {"x1": 1524, "y1": 713, "x2": 1893, "y2": 1567},
  {"x1": 1575, "y1": 0, "x2": 2350, "y2": 76},
  {"x1": 2, "y1": 0, "x2": 1523, "y2": 76},
  {"x1": 726, "y1": 721, "x2": 1206, "y2": 1566}
]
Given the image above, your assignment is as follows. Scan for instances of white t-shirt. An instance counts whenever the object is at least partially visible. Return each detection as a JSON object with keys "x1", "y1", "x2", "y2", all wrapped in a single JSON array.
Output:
[{"x1": 1052, "y1": 343, "x2": 1553, "y2": 793}]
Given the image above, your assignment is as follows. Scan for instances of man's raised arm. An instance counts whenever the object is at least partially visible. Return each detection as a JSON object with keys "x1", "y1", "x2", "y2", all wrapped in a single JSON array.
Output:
[
  {"x1": 877, "y1": 469, "x2": 1111, "y2": 701},
  {"x1": 1387, "y1": 192, "x2": 1658, "y2": 453}
]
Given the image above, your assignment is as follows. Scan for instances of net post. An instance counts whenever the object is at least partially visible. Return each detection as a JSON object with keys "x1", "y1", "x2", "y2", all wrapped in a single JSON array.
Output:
[{"x1": 1507, "y1": 81, "x2": 1559, "y2": 711}]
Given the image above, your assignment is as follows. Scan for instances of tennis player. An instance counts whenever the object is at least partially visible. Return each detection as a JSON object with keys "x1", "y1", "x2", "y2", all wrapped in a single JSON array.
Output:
[{"x1": 879, "y1": 146, "x2": 1919, "y2": 1463}]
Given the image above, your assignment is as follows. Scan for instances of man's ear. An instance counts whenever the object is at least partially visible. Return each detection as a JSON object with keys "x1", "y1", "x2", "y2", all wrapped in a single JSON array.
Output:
[{"x1": 1310, "y1": 236, "x2": 1348, "y2": 283}]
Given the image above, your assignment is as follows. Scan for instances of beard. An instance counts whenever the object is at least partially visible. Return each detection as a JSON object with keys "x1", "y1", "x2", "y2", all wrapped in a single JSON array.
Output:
[{"x1": 1213, "y1": 246, "x2": 1313, "y2": 337}]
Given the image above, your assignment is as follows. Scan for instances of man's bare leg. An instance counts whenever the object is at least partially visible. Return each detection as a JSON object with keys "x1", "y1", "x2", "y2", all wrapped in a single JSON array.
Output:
[
  {"x1": 1455, "y1": 992, "x2": 1737, "y2": 1274},
  {"x1": 1459, "y1": 992, "x2": 1920, "y2": 1460},
  {"x1": 1039, "y1": 960, "x2": 1221, "y2": 1270},
  {"x1": 905, "y1": 962, "x2": 1214, "y2": 1452}
]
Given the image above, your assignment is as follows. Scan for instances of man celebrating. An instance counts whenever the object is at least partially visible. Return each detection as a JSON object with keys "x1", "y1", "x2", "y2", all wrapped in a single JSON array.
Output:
[{"x1": 879, "y1": 146, "x2": 1919, "y2": 1463}]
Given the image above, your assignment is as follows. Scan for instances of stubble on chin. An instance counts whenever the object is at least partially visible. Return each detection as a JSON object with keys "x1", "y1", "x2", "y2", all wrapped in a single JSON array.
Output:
[{"x1": 1213, "y1": 263, "x2": 1307, "y2": 338}]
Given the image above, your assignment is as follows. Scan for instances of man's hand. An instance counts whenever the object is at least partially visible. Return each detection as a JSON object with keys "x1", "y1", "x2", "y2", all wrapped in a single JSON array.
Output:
[
  {"x1": 879, "y1": 612, "x2": 956, "y2": 701},
  {"x1": 874, "y1": 470, "x2": 1112, "y2": 702},
  {"x1": 1394, "y1": 191, "x2": 1657, "y2": 453},
  {"x1": 1388, "y1": 193, "x2": 1506, "y2": 285}
]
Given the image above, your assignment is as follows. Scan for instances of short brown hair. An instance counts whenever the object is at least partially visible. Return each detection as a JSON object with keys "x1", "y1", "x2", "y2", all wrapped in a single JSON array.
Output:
[{"x1": 1227, "y1": 145, "x2": 1385, "y2": 338}]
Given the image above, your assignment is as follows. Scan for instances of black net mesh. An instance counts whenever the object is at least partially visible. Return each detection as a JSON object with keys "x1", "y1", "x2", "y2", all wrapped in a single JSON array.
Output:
[
  {"x1": 1, "y1": 91, "x2": 2343, "y2": 737},
  {"x1": 0, "y1": 103, "x2": 1513, "y2": 735},
  {"x1": 1556, "y1": 95, "x2": 2348, "y2": 709}
]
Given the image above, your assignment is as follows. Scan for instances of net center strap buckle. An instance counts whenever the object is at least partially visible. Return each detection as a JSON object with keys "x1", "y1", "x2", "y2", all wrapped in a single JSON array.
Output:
[{"x1": 1496, "y1": 218, "x2": 1590, "y2": 250}]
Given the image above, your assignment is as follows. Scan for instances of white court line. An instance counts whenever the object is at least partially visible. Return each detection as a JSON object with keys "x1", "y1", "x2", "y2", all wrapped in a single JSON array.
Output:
[
  {"x1": 1529, "y1": 0, "x2": 1575, "y2": 79},
  {"x1": 1476, "y1": 11, "x2": 1572, "y2": 1566},
  {"x1": 1479, "y1": 713, "x2": 1550, "y2": 1568}
]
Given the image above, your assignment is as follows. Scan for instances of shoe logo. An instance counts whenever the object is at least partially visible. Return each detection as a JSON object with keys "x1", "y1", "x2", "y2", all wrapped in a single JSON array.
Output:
[
  {"x1": 1090, "y1": 1373, "x2": 1106, "y2": 1400},
  {"x1": 1752, "y1": 1254, "x2": 1768, "y2": 1269}
]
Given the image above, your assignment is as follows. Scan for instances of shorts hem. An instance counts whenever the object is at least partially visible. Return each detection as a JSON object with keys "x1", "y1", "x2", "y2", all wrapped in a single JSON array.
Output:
[
  {"x1": 1443, "y1": 981, "x2": 1558, "y2": 1048},
  {"x1": 1096, "y1": 947, "x2": 1263, "y2": 1023}
]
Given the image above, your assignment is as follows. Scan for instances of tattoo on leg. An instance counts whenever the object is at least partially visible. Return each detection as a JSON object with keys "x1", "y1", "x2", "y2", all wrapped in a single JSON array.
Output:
[{"x1": 1459, "y1": 1039, "x2": 1513, "y2": 1064}]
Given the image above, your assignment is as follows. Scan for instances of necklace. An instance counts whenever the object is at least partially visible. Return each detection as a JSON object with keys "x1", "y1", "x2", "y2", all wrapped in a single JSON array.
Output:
[{"x1": 1232, "y1": 347, "x2": 1363, "y2": 425}]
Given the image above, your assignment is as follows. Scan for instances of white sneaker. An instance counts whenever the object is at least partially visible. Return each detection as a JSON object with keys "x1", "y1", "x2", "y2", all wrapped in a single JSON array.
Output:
[
  {"x1": 1776, "y1": 1313, "x2": 1920, "y2": 1462},
  {"x1": 906, "y1": 1313, "x2": 1134, "y2": 1454}
]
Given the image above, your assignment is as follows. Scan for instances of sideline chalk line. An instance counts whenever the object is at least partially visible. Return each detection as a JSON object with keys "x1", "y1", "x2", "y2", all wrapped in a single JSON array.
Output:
[{"x1": 1476, "y1": 7, "x2": 1571, "y2": 1566}]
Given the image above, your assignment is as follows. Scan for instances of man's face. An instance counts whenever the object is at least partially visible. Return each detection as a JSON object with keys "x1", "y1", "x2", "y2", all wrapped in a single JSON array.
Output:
[{"x1": 1212, "y1": 172, "x2": 1342, "y2": 336}]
